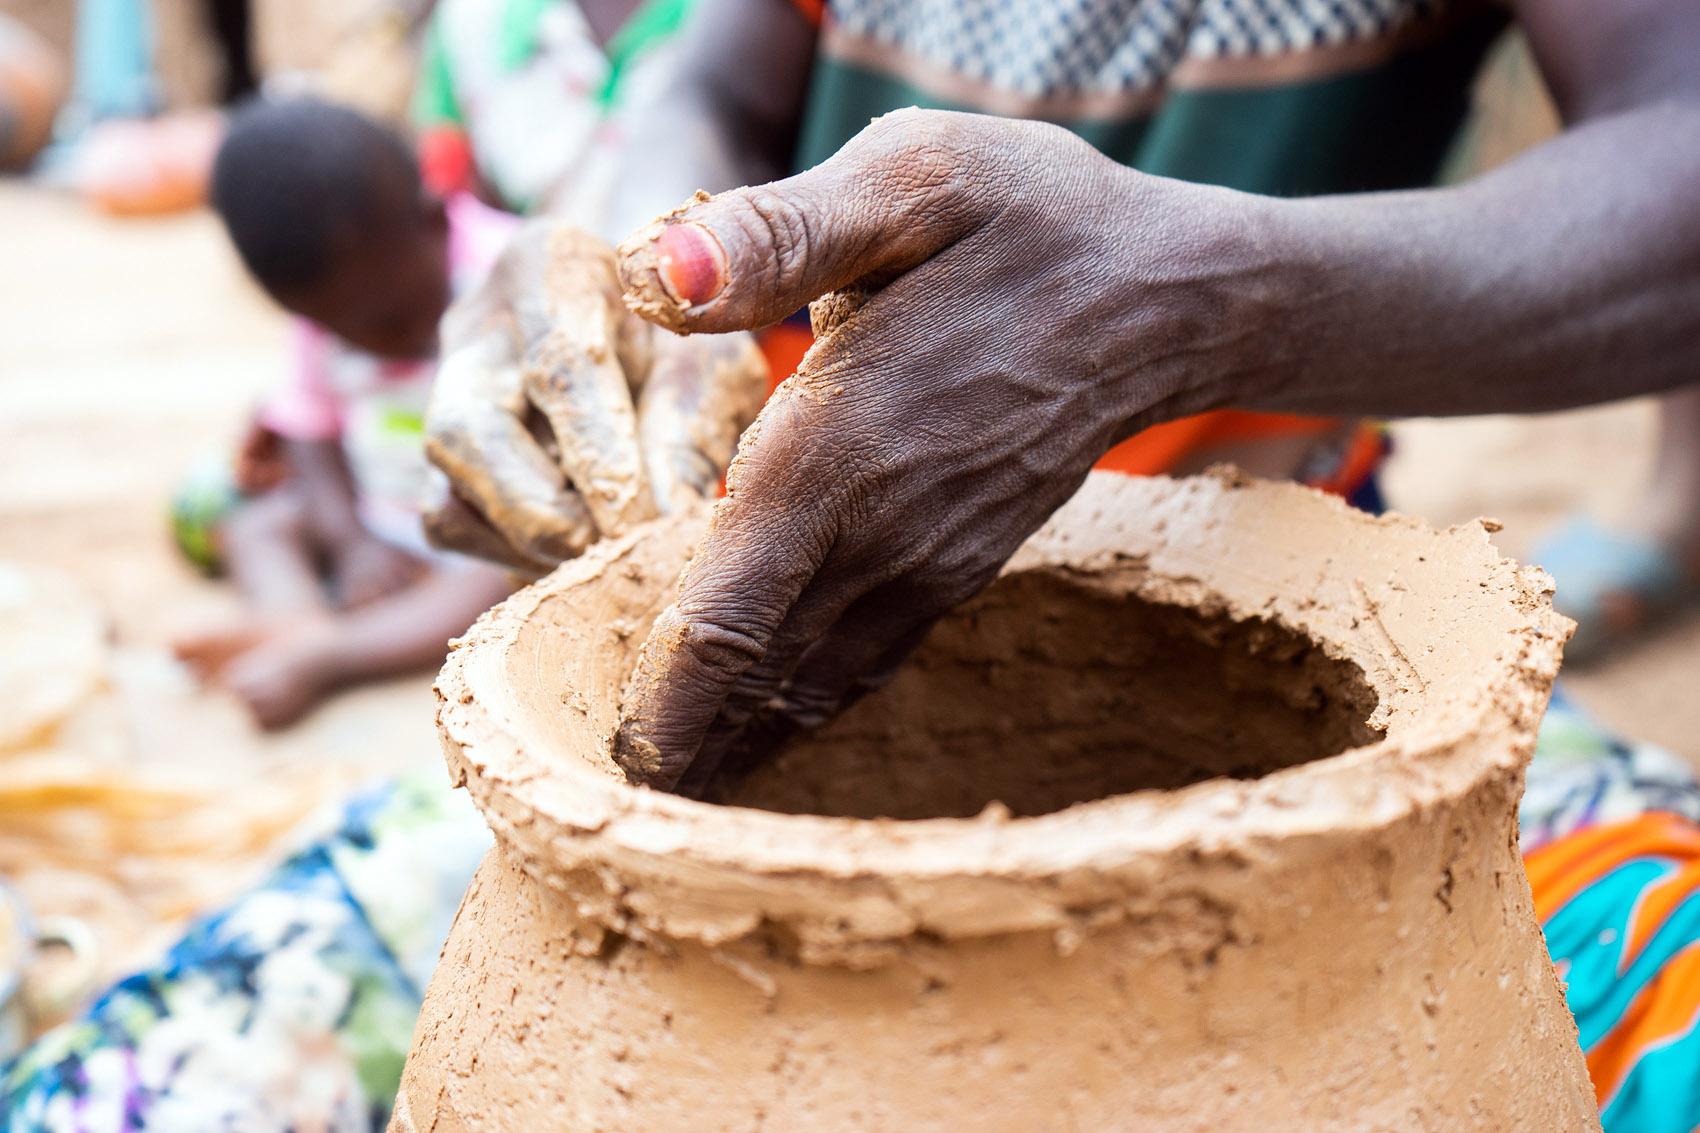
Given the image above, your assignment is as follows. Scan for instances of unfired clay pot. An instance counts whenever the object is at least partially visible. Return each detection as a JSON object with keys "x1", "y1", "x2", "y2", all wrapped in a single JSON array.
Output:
[{"x1": 394, "y1": 471, "x2": 1598, "y2": 1132}]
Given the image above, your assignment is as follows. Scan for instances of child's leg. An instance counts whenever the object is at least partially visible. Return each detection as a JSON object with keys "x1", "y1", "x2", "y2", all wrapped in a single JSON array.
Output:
[
  {"x1": 220, "y1": 487, "x2": 329, "y2": 616},
  {"x1": 215, "y1": 561, "x2": 512, "y2": 729}
]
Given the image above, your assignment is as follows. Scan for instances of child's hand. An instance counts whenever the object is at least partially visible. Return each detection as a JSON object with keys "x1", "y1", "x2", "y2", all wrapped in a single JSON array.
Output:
[
  {"x1": 217, "y1": 624, "x2": 338, "y2": 730},
  {"x1": 330, "y1": 534, "x2": 422, "y2": 608}
]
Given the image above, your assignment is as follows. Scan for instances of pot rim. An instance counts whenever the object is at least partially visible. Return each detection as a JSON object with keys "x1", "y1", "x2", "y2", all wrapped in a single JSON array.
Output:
[{"x1": 437, "y1": 473, "x2": 1568, "y2": 945}]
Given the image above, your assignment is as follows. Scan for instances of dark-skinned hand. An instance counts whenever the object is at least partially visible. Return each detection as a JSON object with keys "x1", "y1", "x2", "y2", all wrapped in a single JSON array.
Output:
[{"x1": 610, "y1": 108, "x2": 1277, "y2": 794}]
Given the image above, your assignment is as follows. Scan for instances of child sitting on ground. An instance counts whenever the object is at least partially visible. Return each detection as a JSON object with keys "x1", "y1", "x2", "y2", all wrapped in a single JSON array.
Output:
[{"x1": 172, "y1": 97, "x2": 516, "y2": 729}]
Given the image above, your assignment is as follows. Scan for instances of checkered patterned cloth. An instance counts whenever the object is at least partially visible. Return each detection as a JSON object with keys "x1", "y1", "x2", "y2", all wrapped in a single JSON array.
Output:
[{"x1": 831, "y1": 0, "x2": 1454, "y2": 97}]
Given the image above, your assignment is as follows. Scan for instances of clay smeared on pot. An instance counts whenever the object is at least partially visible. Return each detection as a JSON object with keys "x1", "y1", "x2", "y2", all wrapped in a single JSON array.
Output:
[
  {"x1": 706, "y1": 569, "x2": 1383, "y2": 820},
  {"x1": 488, "y1": 482, "x2": 1390, "y2": 822},
  {"x1": 401, "y1": 474, "x2": 1597, "y2": 1133}
]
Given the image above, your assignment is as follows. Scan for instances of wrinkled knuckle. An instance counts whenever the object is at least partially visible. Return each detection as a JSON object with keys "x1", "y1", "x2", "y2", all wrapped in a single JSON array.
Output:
[
  {"x1": 860, "y1": 106, "x2": 949, "y2": 152},
  {"x1": 859, "y1": 109, "x2": 964, "y2": 179},
  {"x1": 673, "y1": 610, "x2": 771, "y2": 677},
  {"x1": 736, "y1": 186, "x2": 816, "y2": 291},
  {"x1": 851, "y1": 111, "x2": 986, "y2": 234}
]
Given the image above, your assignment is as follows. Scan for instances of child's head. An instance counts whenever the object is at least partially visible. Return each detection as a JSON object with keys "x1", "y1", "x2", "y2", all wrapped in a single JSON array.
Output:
[{"x1": 212, "y1": 98, "x2": 450, "y2": 359}]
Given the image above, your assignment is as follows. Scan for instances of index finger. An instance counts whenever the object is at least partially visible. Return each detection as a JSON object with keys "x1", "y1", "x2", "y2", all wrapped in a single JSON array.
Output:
[{"x1": 611, "y1": 393, "x2": 831, "y2": 788}]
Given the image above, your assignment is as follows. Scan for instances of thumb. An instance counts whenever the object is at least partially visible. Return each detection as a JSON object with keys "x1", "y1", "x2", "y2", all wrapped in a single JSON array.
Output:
[{"x1": 616, "y1": 108, "x2": 988, "y2": 335}]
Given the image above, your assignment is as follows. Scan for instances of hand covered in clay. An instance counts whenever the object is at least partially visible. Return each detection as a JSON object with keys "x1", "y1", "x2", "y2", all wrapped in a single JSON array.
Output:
[
  {"x1": 611, "y1": 108, "x2": 1279, "y2": 793},
  {"x1": 422, "y1": 221, "x2": 768, "y2": 573}
]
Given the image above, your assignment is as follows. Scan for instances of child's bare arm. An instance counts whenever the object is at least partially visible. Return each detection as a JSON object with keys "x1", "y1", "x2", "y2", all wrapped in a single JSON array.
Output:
[
  {"x1": 281, "y1": 437, "x2": 420, "y2": 606},
  {"x1": 218, "y1": 563, "x2": 513, "y2": 729},
  {"x1": 280, "y1": 437, "x2": 364, "y2": 547}
]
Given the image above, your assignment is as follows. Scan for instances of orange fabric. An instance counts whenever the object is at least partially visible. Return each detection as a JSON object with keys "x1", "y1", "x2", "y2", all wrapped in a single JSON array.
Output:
[
  {"x1": 1093, "y1": 410, "x2": 1342, "y2": 477},
  {"x1": 1526, "y1": 811, "x2": 1700, "y2": 924},
  {"x1": 757, "y1": 322, "x2": 814, "y2": 391},
  {"x1": 1626, "y1": 859, "x2": 1700, "y2": 975},
  {"x1": 753, "y1": 324, "x2": 1375, "y2": 492},
  {"x1": 790, "y1": 0, "x2": 825, "y2": 27},
  {"x1": 1587, "y1": 944, "x2": 1700, "y2": 1107},
  {"x1": 1309, "y1": 422, "x2": 1387, "y2": 499},
  {"x1": 1524, "y1": 812, "x2": 1700, "y2": 1108}
]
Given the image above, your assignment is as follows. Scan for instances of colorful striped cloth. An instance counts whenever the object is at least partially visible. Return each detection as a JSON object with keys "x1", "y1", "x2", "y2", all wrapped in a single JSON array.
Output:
[
  {"x1": 1519, "y1": 695, "x2": 1700, "y2": 1133},
  {"x1": 1529, "y1": 815, "x2": 1700, "y2": 1131}
]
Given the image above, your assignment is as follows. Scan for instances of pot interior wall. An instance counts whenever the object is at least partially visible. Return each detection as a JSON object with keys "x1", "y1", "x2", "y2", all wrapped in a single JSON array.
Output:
[{"x1": 709, "y1": 568, "x2": 1383, "y2": 820}]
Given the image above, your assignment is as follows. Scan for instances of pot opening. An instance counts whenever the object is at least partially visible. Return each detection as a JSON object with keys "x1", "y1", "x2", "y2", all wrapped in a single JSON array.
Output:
[{"x1": 706, "y1": 569, "x2": 1383, "y2": 820}]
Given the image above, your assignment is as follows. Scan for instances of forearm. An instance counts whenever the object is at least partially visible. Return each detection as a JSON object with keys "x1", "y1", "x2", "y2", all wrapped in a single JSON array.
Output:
[
  {"x1": 600, "y1": 0, "x2": 813, "y2": 239},
  {"x1": 282, "y1": 438, "x2": 365, "y2": 547},
  {"x1": 310, "y1": 565, "x2": 512, "y2": 683},
  {"x1": 1246, "y1": 98, "x2": 1700, "y2": 418}
]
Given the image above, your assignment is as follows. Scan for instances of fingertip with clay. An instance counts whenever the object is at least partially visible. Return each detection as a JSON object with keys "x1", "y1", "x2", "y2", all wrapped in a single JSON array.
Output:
[
  {"x1": 618, "y1": 220, "x2": 727, "y2": 333},
  {"x1": 656, "y1": 223, "x2": 728, "y2": 306},
  {"x1": 610, "y1": 720, "x2": 677, "y2": 790}
]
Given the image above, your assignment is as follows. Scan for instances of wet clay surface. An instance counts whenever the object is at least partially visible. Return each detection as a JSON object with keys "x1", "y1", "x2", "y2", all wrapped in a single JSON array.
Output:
[
  {"x1": 395, "y1": 471, "x2": 1598, "y2": 1131},
  {"x1": 715, "y1": 570, "x2": 1384, "y2": 819}
]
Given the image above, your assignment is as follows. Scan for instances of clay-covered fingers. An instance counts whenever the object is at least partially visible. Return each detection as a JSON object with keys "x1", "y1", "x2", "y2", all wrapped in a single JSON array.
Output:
[
  {"x1": 616, "y1": 108, "x2": 996, "y2": 336},
  {"x1": 421, "y1": 489, "x2": 554, "y2": 575},
  {"x1": 636, "y1": 328, "x2": 768, "y2": 513},
  {"x1": 517, "y1": 227, "x2": 657, "y2": 537},
  {"x1": 426, "y1": 221, "x2": 676, "y2": 569},
  {"x1": 423, "y1": 331, "x2": 597, "y2": 567}
]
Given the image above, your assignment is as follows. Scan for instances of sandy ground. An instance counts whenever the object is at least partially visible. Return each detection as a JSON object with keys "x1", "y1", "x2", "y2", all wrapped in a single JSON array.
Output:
[
  {"x1": 0, "y1": 181, "x2": 438, "y2": 769},
  {"x1": 1387, "y1": 409, "x2": 1700, "y2": 762},
  {"x1": 0, "y1": 182, "x2": 440, "y2": 989},
  {"x1": 1, "y1": 177, "x2": 1698, "y2": 992}
]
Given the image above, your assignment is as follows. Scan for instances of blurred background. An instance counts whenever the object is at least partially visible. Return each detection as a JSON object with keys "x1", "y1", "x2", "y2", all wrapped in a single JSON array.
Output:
[{"x1": 0, "y1": 0, "x2": 1694, "y2": 1052}]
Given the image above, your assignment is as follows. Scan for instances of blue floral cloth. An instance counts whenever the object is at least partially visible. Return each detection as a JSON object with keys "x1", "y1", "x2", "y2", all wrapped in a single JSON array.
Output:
[{"x1": 1, "y1": 776, "x2": 487, "y2": 1132}]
